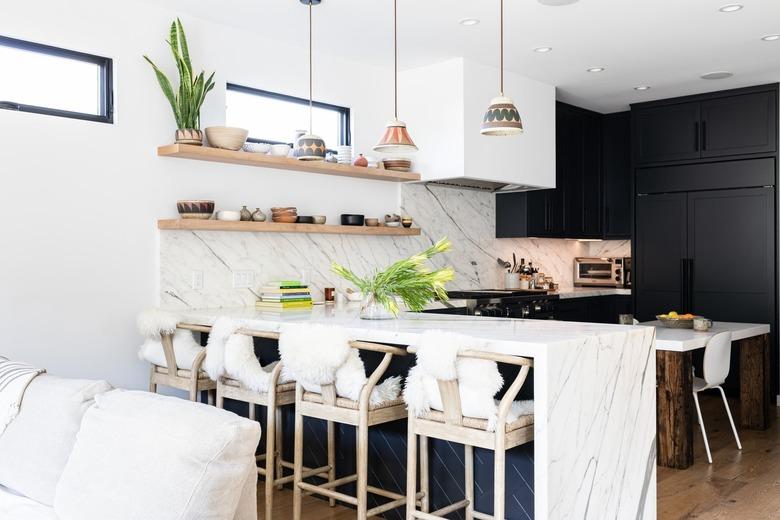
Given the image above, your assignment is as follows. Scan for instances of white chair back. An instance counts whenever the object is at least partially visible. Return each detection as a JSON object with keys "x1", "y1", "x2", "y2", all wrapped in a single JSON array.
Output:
[{"x1": 702, "y1": 331, "x2": 733, "y2": 386}]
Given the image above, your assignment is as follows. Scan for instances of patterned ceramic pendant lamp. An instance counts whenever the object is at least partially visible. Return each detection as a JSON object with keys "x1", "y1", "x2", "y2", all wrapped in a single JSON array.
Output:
[
  {"x1": 296, "y1": 0, "x2": 327, "y2": 161},
  {"x1": 374, "y1": 0, "x2": 418, "y2": 153},
  {"x1": 481, "y1": 0, "x2": 524, "y2": 136}
]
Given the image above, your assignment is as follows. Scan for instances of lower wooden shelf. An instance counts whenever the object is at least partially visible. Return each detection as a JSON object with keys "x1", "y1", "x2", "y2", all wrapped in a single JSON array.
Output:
[{"x1": 158, "y1": 219, "x2": 422, "y2": 236}]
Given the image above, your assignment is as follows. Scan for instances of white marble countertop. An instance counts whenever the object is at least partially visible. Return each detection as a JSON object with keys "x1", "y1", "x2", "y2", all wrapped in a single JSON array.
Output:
[
  {"x1": 555, "y1": 287, "x2": 632, "y2": 299},
  {"x1": 178, "y1": 304, "x2": 650, "y2": 357},
  {"x1": 643, "y1": 320, "x2": 770, "y2": 352}
]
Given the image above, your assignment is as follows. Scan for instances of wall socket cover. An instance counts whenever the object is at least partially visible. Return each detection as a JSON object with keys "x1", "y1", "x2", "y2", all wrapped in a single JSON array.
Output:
[{"x1": 233, "y1": 270, "x2": 255, "y2": 289}]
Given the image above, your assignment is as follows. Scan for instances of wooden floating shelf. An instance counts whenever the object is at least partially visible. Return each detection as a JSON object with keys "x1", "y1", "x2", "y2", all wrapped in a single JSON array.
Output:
[
  {"x1": 157, "y1": 144, "x2": 421, "y2": 182},
  {"x1": 158, "y1": 219, "x2": 422, "y2": 236}
]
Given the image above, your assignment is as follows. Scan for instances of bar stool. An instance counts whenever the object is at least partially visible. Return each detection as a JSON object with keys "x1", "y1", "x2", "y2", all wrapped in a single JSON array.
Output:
[
  {"x1": 404, "y1": 338, "x2": 534, "y2": 520},
  {"x1": 693, "y1": 330, "x2": 742, "y2": 464},
  {"x1": 279, "y1": 325, "x2": 416, "y2": 520}
]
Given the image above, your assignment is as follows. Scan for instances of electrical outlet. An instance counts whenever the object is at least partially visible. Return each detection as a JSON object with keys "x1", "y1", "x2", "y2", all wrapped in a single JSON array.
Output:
[
  {"x1": 232, "y1": 270, "x2": 255, "y2": 289},
  {"x1": 191, "y1": 270, "x2": 204, "y2": 290}
]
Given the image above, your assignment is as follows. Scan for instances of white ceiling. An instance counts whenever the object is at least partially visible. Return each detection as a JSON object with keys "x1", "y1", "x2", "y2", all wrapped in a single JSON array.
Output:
[{"x1": 144, "y1": 0, "x2": 780, "y2": 113}]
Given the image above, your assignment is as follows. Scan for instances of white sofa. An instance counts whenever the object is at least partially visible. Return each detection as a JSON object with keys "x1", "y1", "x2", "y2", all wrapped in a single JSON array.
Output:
[{"x1": 0, "y1": 374, "x2": 261, "y2": 520}]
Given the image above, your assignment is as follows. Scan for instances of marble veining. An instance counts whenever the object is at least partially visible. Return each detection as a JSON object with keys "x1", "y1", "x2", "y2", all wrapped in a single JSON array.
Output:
[{"x1": 160, "y1": 184, "x2": 630, "y2": 309}]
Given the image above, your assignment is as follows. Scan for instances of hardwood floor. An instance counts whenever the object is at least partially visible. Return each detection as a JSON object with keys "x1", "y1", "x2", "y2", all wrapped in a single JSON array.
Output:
[
  {"x1": 258, "y1": 394, "x2": 780, "y2": 519},
  {"x1": 658, "y1": 393, "x2": 780, "y2": 519}
]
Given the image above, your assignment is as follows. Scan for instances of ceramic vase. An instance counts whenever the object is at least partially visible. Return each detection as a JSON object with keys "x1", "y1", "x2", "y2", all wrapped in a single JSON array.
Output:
[
  {"x1": 251, "y1": 208, "x2": 267, "y2": 222},
  {"x1": 359, "y1": 292, "x2": 396, "y2": 320},
  {"x1": 353, "y1": 154, "x2": 369, "y2": 167},
  {"x1": 240, "y1": 206, "x2": 252, "y2": 221}
]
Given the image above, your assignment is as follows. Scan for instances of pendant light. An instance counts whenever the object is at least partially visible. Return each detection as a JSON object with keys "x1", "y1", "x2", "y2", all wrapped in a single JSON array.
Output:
[
  {"x1": 295, "y1": 0, "x2": 327, "y2": 161},
  {"x1": 373, "y1": 0, "x2": 418, "y2": 154},
  {"x1": 481, "y1": 0, "x2": 523, "y2": 136}
]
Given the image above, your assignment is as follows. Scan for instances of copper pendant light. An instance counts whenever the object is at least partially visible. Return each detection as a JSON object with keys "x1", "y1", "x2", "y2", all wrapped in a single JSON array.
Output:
[
  {"x1": 374, "y1": 0, "x2": 418, "y2": 154},
  {"x1": 481, "y1": 0, "x2": 523, "y2": 136},
  {"x1": 296, "y1": 0, "x2": 327, "y2": 161}
]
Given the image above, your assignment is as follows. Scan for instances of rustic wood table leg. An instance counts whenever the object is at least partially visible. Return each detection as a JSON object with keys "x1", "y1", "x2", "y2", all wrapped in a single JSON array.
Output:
[
  {"x1": 739, "y1": 333, "x2": 772, "y2": 430},
  {"x1": 657, "y1": 350, "x2": 694, "y2": 469}
]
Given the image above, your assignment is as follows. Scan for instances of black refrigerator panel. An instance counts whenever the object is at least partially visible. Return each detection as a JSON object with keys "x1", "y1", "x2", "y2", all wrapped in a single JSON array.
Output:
[{"x1": 634, "y1": 192, "x2": 688, "y2": 321}]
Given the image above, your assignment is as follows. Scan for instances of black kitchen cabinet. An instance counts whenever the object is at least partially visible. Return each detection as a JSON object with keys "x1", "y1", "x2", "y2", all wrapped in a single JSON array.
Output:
[
  {"x1": 555, "y1": 295, "x2": 633, "y2": 324},
  {"x1": 633, "y1": 84, "x2": 778, "y2": 166},
  {"x1": 602, "y1": 112, "x2": 632, "y2": 238}
]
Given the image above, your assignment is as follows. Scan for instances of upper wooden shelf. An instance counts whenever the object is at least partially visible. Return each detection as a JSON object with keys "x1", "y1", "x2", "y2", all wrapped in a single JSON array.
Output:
[
  {"x1": 157, "y1": 144, "x2": 421, "y2": 182},
  {"x1": 158, "y1": 219, "x2": 422, "y2": 236}
]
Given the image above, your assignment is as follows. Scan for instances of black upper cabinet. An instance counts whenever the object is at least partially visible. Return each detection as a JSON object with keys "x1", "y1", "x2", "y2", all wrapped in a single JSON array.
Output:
[
  {"x1": 700, "y1": 91, "x2": 777, "y2": 158},
  {"x1": 633, "y1": 85, "x2": 778, "y2": 166},
  {"x1": 633, "y1": 101, "x2": 701, "y2": 164},
  {"x1": 603, "y1": 112, "x2": 632, "y2": 238}
]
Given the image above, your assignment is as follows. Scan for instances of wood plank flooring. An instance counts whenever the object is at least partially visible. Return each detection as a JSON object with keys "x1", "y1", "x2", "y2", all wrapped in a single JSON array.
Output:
[{"x1": 258, "y1": 394, "x2": 780, "y2": 519}]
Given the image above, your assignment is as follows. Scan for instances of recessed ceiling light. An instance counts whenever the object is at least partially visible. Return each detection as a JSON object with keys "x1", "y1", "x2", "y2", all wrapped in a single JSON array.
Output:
[
  {"x1": 634, "y1": 86, "x2": 651, "y2": 91},
  {"x1": 762, "y1": 34, "x2": 780, "y2": 41},
  {"x1": 718, "y1": 4, "x2": 743, "y2": 12},
  {"x1": 538, "y1": 0, "x2": 579, "y2": 5},
  {"x1": 534, "y1": 46, "x2": 553, "y2": 53},
  {"x1": 587, "y1": 67, "x2": 605, "y2": 73},
  {"x1": 459, "y1": 18, "x2": 480, "y2": 26},
  {"x1": 701, "y1": 71, "x2": 734, "y2": 80}
]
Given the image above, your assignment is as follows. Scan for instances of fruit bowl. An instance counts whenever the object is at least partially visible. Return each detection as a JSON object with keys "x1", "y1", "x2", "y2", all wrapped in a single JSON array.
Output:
[{"x1": 656, "y1": 313, "x2": 696, "y2": 329}]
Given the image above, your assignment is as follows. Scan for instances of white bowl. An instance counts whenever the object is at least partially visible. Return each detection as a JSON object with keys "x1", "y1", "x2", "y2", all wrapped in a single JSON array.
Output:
[
  {"x1": 269, "y1": 144, "x2": 291, "y2": 156},
  {"x1": 205, "y1": 127, "x2": 249, "y2": 151},
  {"x1": 242, "y1": 142, "x2": 271, "y2": 154},
  {"x1": 346, "y1": 291, "x2": 363, "y2": 302},
  {"x1": 216, "y1": 210, "x2": 241, "y2": 221}
]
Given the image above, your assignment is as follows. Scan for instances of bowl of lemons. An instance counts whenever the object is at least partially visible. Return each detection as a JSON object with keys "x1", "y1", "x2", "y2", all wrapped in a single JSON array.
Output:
[{"x1": 656, "y1": 311, "x2": 696, "y2": 328}]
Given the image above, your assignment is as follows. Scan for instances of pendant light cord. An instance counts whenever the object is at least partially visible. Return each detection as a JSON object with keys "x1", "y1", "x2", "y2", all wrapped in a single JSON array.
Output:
[
  {"x1": 309, "y1": 2, "x2": 314, "y2": 134},
  {"x1": 394, "y1": 0, "x2": 398, "y2": 120},
  {"x1": 500, "y1": 0, "x2": 504, "y2": 96}
]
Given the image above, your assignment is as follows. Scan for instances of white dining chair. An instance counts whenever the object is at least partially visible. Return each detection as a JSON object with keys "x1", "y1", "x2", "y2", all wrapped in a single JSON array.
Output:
[{"x1": 692, "y1": 330, "x2": 742, "y2": 464}]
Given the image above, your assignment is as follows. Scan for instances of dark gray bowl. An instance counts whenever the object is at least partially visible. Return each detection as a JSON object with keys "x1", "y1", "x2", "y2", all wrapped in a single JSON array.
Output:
[
  {"x1": 341, "y1": 214, "x2": 365, "y2": 226},
  {"x1": 296, "y1": 216, "x2": 315, "y2": 224}
]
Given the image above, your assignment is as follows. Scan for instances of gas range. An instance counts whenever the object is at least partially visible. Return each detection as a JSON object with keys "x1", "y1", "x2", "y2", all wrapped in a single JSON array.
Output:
[{"x1": 428, "y1": 289, "x2": 560, "y2": 319}]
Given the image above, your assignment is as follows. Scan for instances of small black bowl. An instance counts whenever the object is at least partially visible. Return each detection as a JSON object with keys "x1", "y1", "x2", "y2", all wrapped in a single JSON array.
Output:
[
  {"x1": 341, "y1": 214, "x2": 365, "y2": 226},
  {"x1": 296, "y1": 216, "x2": 315, "y2": 224}
]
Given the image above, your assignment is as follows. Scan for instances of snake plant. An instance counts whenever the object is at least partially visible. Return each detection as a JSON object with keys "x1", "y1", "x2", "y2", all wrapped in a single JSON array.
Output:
[{"x1": 143, "y1": 19, "x2": 215, "y2": 130}]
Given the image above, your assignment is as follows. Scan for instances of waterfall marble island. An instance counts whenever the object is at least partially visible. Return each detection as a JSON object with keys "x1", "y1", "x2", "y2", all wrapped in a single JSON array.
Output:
[{"x1": 178, "y1": 305, "x2": 657, "y2": 520}]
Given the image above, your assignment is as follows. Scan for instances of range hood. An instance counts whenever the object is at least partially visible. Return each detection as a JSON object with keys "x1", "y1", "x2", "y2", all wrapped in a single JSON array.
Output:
[{"x1": 398, "y1": 58, "x2": 556, "y2": 192}]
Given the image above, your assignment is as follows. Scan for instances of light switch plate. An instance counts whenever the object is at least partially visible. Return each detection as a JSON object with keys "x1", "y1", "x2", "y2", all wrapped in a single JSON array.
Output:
[{"x1": 233, "y1": 270, "x2": 255, "y2": 289}]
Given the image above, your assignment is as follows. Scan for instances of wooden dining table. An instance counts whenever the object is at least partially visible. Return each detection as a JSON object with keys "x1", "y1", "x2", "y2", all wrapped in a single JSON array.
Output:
[{"x1": 647, "y1": 321, "x2": 773, "y2": 469}]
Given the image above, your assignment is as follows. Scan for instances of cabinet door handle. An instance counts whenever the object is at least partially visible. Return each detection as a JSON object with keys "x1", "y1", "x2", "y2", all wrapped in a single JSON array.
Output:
[
  {"x1": 680, "y1": 258, "x2": 688, "y2": 312},
  {"x1": 688, "y1": 258, "x2": 695, "y2": 311},
  {"x1": 694, "y1": 122, "x2": 700, "y2": 151},
  {"x1": 701, "y1": 121, "x2": 707, "y2": 151}
]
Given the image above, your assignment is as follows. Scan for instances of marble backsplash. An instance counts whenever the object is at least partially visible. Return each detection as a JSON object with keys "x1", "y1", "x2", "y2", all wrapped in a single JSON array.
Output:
[{"x1": 159, "y1": 184, "x2": 630, "y2": 308}]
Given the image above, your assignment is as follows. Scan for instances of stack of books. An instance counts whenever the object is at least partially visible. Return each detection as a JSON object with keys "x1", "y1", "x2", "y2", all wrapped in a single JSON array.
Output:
[{"x1": 256, "y1": 281, "x2": 312, "y2": 310}]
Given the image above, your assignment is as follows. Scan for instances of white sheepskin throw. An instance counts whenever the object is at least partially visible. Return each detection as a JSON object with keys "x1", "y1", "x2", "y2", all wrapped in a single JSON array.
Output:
[
  {"x1": 403, "y1": 330, "x2": 533, "y2": 431},
  {"x1": 279, "y1": 324, "x2": 401, "y2": 406},
  {"x1": 136, "y1": 309, "x2": 203, "y2": 370},
  {"x1": 223, "y1": 333, "x2": 293, "y2": 394},
  {"x1": 202, "y1": 317, "x2": 240, "y2": 380}
]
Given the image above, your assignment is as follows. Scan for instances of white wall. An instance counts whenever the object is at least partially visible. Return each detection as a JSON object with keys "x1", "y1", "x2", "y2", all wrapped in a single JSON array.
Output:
[{"x1": 0, "y1": 0, "x2": 395, "y2": 389}]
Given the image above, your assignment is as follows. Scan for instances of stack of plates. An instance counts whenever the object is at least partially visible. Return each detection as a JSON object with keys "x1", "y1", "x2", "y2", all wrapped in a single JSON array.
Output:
[
  {"x1": 383, "y1": 158, "x2": 412, "y2": 172},
  {"x1": 336, "y1": 145, "x2": 352, "y2": 165},
  {"x1": 271, "y1": 207, "x2": 298, "y2": 223}
]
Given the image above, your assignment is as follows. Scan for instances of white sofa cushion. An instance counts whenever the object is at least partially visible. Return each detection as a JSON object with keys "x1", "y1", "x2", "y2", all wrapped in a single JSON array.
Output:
[
  {"x1": 54, "y1": 389, "x2": 261, "y2": 520},
  {"x1": 0, "y1": 375, "x2": 111, "y2": 506},
  {"x1": 0, "y1": 484, "x2": 58, "y2": 520}
]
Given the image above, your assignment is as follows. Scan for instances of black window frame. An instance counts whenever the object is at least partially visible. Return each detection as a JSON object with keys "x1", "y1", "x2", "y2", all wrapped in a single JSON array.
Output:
[
  {"x1": 0, "y1": 35, "x2": 113, "y2": 124},
  {"x1": 226, "y1": 83, "x2": 351, "y2": 147}
]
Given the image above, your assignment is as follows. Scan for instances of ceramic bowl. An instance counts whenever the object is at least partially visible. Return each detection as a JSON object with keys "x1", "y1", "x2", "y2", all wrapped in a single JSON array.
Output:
[
  {"x1": 364, "y1": 218, "x2": 379, "y2": 227},
  {"x1": 383, "y1": 158, "x2": 412, "y2": 172},
  {"x1": 269, "y1": 144, "x2": 292, "y2": 156},
  {"x1": 242, "y1": 142, "x2": 271, "y2": 154},
  {"x1": 313, "y1": 215, "x2": 327, "y2": 224},
  {"x1": 205, "y1": 127, "x2": 249, "y2": 151},
  {"x1": 272, "y1": 215, "x2": 298, "y2": 223},
  {"x1": 296, "y1": 216, "x2": 315, "y2": 224},
  {"x1": 341, "y1": 214, "x2": 365, "y2": 226},
  {"x1": 401, "y1": 216, "x2": 413, "y2": 228},
  {"x1": 346, "y1": 291, "x2": 364, "y2": 302},
  {"x1": 385, "y1": 221, "x2": 401, "y2": 227},
  {"x1": 216, "y1": 210, "x2": 241, "y2": 221},
  {"x1": 177, "y1": 200, "x2": 214, "y2": 219}
]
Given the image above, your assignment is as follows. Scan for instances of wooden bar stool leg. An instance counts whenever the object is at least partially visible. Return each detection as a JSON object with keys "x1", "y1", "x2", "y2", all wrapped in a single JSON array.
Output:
[
  {"x1": 327, "y1": 420, "x2": 336, "y2": 506},
  {"x1": 248, "y1": 403, "x2": 256, "y2": 421},
  {"x1": 265, "y1": 402, "x2": 276, "y2": 520},
  {"x1": 188, "y1": 381, "x2": 198, "y2": 402},
  {"x1": 406, "y1": 415, "x2": 418, "y2": 520},
  {"x1": 275, "y1": 407, "x2": 284, "y2": 490},
  {"x1": 215, "y1": 387, "x2": 224, "y2": 409},
  {"x1": 356, "y1": 416, "x2": 369, "y2": 520},
  {"x1": 420, "y1": 434, "x2": 430, "y2": 513},
  {"x1": 493, "y1": 432, "x2": 506, "y2": 520},
  {"x1": 293, "y1": 387, "x2": 304, "y2": 520},
  {"x1": 149, "y1": 366, "x2": 157, "y2": 394},
  {"x1": 464, "y1": 444, "x2": 474, "y2": 520}
]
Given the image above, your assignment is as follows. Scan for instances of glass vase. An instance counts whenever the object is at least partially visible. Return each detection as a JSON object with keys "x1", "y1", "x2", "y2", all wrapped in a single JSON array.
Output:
[{"x1": 359, "y1": 292, "x2": 396, "y2": 320}]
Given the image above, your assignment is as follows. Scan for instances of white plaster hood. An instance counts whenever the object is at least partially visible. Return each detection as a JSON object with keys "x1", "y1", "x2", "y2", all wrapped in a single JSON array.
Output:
[{"x1": 399, "y1": 58, "x2": 556, "y2": 192}]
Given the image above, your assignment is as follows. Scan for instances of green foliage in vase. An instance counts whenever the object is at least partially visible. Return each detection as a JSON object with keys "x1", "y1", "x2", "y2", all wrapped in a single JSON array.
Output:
[
  {"x1": 143, "y1": 18, "x2": 215, "y2": 130},
  {"x1": 331, "y1": 238, "x2": 455, "y2": 316}
]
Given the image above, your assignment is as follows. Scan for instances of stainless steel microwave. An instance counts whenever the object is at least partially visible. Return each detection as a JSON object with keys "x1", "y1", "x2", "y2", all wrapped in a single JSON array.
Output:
[{"x1": 574, "y1": 257, "x2": 630, "y2": 287}]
